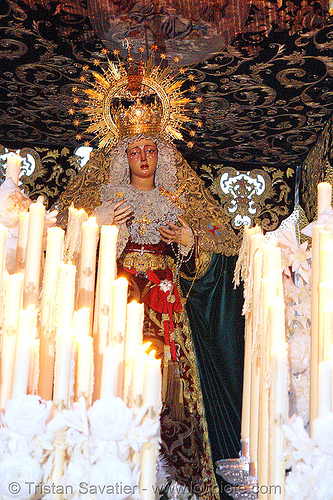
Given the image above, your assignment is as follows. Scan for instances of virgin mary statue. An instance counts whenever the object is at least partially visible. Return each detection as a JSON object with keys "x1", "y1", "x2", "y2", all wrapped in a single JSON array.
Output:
[{"x1": 56, "y1": 53, "x2": 245, "y2": 500}]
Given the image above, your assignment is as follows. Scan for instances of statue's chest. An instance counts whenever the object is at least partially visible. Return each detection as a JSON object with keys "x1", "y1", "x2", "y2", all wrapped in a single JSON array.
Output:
[{"x1": 125, "y1": 191, "x2": 179, "y2": 244}]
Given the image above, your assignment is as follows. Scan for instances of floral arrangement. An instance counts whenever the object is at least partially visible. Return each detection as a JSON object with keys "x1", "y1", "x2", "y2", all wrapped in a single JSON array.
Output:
[
  {"x1": 283, "y1": 413, "x2": 333, "y2": 499},
  {"x1": 273, "y1": 216, "x2": 333, "y2": 499},
  {"x1": 272, "y1": 219, "x2": 312, "y2": 426},
  {"x1": 0, "y1": 394, "x2": 159, "y2": 500}
]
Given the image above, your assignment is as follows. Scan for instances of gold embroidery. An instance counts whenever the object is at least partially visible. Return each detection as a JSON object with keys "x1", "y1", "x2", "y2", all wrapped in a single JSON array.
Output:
[
  {"x1": 121, "y1": 251, "x2": 168, "y2": 273},
  {"x1": 135, "y1": 211, "x2": 152, "y2": 235},
  {"x1": 159, "y1": 184, "x2": 187, "y2": 209}
]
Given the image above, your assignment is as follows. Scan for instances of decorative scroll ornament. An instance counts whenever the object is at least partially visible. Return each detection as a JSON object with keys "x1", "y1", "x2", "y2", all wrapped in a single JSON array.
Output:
[
  {"x1": 73, "y1": 49, "x2": 195, "y2": 151},
  {"x1": 214, "y1": 167, "x2": 272, "y2": 229}
]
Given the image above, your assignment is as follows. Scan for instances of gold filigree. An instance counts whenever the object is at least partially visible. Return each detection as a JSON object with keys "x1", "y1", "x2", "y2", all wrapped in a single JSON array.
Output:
[
  {"x1": 135, "y1": 211, "x2": 152, "y2": 235},
  {"x1": 301, "y1": 118, "x2": 333, "y2": 222},
  {"x1": 175, "y1": 151, "x2": 241, "y2": 256},
  {"x1": 77, "y1": 55, "x2": 192, "y2": 150},
  {"x1": 159, "y1": 184, "x2": 187, "y2": 210},
  {"x1": 53, "y1": 150, "x2": 110, "y2": 228}
]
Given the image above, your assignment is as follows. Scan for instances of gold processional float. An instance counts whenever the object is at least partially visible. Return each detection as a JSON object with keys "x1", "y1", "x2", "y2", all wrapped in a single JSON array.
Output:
[{"x1": 3, "y1": 154, "x2": 333, "y2": 500}]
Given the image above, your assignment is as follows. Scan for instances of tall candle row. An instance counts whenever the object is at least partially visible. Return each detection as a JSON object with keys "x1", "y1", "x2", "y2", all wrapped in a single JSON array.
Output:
[
  {"x1": 0, "y1": 204, "x2": 159, "y2": 411},
  {"x1": 0, "y1": 154, "x2": 163, "y2": 499},
  {"x1": 240, "y1": 180, "x2": 333, "y2": 499},
  {"x1": 310, "y1": 181, "x2": 333, "y2": 432},
  {"x1": 240, "y1": 227, "x2": 288, "y2": 499}
]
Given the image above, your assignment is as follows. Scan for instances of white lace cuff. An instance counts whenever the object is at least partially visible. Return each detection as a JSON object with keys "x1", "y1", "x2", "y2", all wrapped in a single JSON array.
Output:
[{"x1": 180, "y1": 228, "x2": 194, "y2": 256}]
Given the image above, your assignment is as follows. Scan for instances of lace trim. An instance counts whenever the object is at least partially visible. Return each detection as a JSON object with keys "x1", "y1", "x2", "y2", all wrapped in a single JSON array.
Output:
[{"x1": 97, "y1": 184, "x2": 183, "y2": 249}]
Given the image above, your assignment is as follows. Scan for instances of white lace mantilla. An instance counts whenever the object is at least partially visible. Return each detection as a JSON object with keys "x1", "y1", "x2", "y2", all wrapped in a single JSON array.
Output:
[{"x1": 99, "y1": 183, "x2": 183, "y2": 248}]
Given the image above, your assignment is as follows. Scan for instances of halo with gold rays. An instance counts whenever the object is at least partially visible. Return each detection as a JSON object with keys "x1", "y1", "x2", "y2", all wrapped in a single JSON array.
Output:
[{"x1": 72, "y1": 49, "x2": 197, "y2": 151}]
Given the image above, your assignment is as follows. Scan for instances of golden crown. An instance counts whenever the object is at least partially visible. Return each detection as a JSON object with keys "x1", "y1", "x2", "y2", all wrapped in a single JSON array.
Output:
[
  {"x1": 113, "y1": 99, "x2": 163, "y2": 138},
  {"x1": 71, "y1": 48, "x2": 200, "y2": 150}
]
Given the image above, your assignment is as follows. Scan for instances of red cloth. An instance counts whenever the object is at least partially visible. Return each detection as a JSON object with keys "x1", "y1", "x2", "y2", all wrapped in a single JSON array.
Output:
[{"x1": 128, "y1": 267, "x2": 182, "y2": 360}]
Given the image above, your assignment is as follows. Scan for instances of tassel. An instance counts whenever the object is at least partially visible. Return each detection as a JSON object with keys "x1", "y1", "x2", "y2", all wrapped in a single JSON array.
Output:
[{"x1": 164, "y1": 359, "x2": 185, "y2": 421}]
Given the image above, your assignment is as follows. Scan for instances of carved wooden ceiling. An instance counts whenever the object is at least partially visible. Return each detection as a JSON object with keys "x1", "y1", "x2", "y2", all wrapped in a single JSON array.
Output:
[{"x1": 1, "y1": 0, "x2": 333, "y2": 175}]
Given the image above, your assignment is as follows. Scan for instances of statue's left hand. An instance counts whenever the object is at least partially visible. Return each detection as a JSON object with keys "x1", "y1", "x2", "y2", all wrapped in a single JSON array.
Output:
[{"x1": 158, "y1": 216, "x2": 191, "y2": 247}]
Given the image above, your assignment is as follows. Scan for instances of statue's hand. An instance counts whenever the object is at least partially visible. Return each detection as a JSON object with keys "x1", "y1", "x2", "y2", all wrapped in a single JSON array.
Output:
[
  {"x1": 113, "y1": 199, "x2": 133, "y2": 226},
  {"x1": 159, "y1": 216, "x2": 191, "y2": 247}
]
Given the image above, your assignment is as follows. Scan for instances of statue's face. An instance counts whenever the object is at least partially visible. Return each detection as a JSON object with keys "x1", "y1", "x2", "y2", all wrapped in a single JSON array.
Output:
[{"x1": 127, "y1": 138, "x2": 158, "y2": 182}]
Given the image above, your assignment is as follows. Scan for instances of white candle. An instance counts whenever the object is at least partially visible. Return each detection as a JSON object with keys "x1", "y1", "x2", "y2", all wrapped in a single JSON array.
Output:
[
  {"x1": 269, "y1": 345, "x2": 288, "y2": 499},
  {"x1": 23, "y1": 200, "x2": 45, "y2": 308},
  {"x1": 110, "y1": 277, "x2": 128, "y2": 344},
  {"x1": 250, "y1": 232, "x2": 264, "y2": 255},
  {"x1": 267, "y1": 299, "x2": 287, "y2": 498},
  {"x1": 15, "y1": 212, "x2": 29, "y2": 272},
  {"x1": 57, "y1": 262, "x2": 76, "y2": 330},
  {"x1": 0, "y1": 333, "x2": 17, "y2": 408},
  {"x1": 320, "y1": 238, "x2": 333, "y2": 281},
  {"x1": 123, "y1": 301, "x2": 144, "y2": 402},
  {"x1": 144, "y1": 350, "x2": 162, "y2": 418},
  {"x1": 323, "y1": 304, "x2": 333, "y2": 362},
  {"x1": 4, "y1": 272, "x2": 23, "y2": 334},
  {"x1": 28, "y1": 339, "x2": 40, "y2": 395},
  {"x1": 17, "y1": 304, "x2": 37, "y2": 336},
  {"x1": 6, "y1": 153, "x2": 22, "y2": 186},
  {"x1": 41, "y1": 227, "x2": 64, "y2": 329},
  {"x1": 76, "y1": 336, "x2": 93, "y2": 402},
  {"x1": 258, "y1": 276, "x2": 279, "y2": 497},
  {"x1": 319, "y1": 280, "x2": 333, "y2": 364},
  {"x1": 310, "y1": 223, "x2": 326, "y2": 433},
  {"x1": 100, "y1": 345, "x2": 117, "y2": 399},
  {"x1": 249, "y1": 249, "x2": 262, "y2": 464},
  {"x1": 130, "y1": 342, "x2": 151, "y2": 408},
  {"x1": 77, "y1": 217, "x2": 99, "y2": 329},
  {"x1": 74, "y1": 308, "x2": 91, "y2": 338},
  {"x1": 12, "y1": 337, "x2": 33, "y2": 396},
  {"x1": 40, "y1": 222, "x2": 61, "y2": 401},
  {"x1": 94, "y1": 225, "x2": 119, "y2": 347},
  {"x1": 139, "y1": 441, "x2": 158, "y2": 500},
  {"x1": 53, "y1": 331, "x2": 75, "y2": 407},
  {"x1": 93, "y1": 225, "x2": 119, "y2": 401},
  {"x1": 318, "y1": 360, "x2": 332, "y2": 415},
  {"x1": 64, "y1": 204, "x2": 88, "y2": 265},
  {"x1": 263, "y1": 238, "x2": 278, "y2": 272},
  {"x1": 99, "y1": 225, "x2": 118, "y2": 282},
  {"x1": 0, "y1": 224, "x2": 8, "y2": 292},
  {"x1": 110, "y1": 277, "x2": 128, "y2": 397},
  {"x1": 241, "y1": 319, "x2": 252, "y2": 442},
  {"x1": 51, "y1": 446, "x2": 66, "y2": 500},
  {"x1": 317, "y1": 182, "x2": 332, "y2": 215},
  {"x1": 38, "y1": 227, "x2": 65, "y2": 401}
]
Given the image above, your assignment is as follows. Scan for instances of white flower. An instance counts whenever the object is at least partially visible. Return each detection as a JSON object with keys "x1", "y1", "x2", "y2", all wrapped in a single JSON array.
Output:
[
  {"x1": 102, "y1": 440, "x2": 118, "y2": 460},
  {"x1": 0, "y1": 179, "x2": 30, "y2": 229},
  {"x1": 292, "y1": 373, "x2": 310, "y2": 427},
  {"x1": 63, "y1": 454, "x2": 91, "y2": 491},
  {"x1": 88, "y1": 397, "x2": 132, "y2": 441},
  {"x1": 88, "y1": 457, "x2": 133, "y2": 500},
  {"x1": 285, "y1": 461, "x2": 317, "y2": 500},
  {"x1": 66, "y1": 426, "x2": 88, "y2": 451},
  {"x1": 283, "y1": 415, "x2": 314, "y2": 465},
  {"x1": 0, "y1": 451, "x2": 42, "y2": 498},
  {"x1": 313, "y1": 454, "x2": 333, "y2": 499},
  {"x1": 289, "y1": 332, "x2": 310, "y2": 374},
  {"x1": 313, "y1": 412, "x2": 333, "y2": 456},
  {"x1": 4, "y1": 395, "x2": 52, "y2": 438},
  {"x1": 117, "y1": 438, "x2": 131, "y2": 462},
  {"x1": 127, "y1": 419, "x2": 159, "y2": 452}
]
